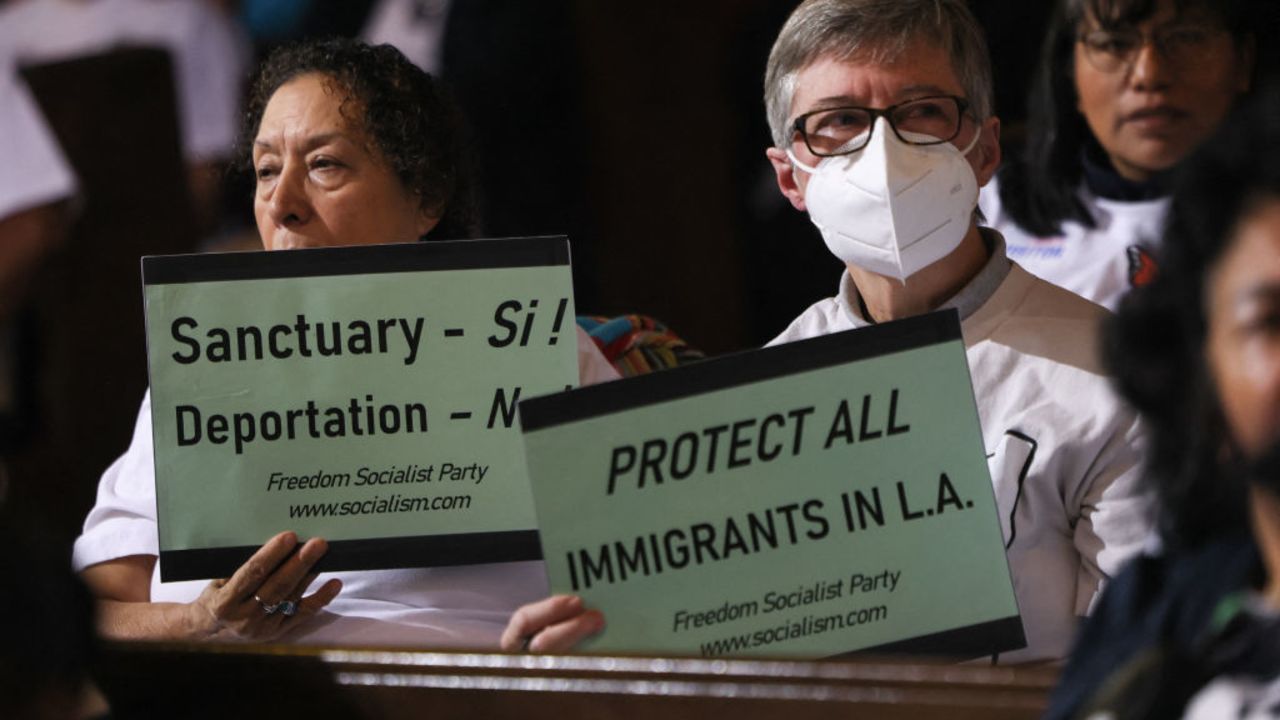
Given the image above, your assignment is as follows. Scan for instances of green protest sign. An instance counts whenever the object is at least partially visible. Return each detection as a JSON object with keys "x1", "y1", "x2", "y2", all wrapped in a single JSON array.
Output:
[
  {"x1": 143, "y1": 237, "x2": 578, "y2": 582},
  {"x1": 519, "y1": 311, "x2": 1023, "y2": 658}
]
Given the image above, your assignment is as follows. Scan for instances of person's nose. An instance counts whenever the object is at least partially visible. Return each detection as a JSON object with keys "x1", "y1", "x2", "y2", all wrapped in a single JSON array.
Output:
[
  {"x1": 267, "y1": 161, "x2": 312, "y2": 229},
  {"x1": 1128, "y1": 40, "x2": 1172, "y2": 92}
]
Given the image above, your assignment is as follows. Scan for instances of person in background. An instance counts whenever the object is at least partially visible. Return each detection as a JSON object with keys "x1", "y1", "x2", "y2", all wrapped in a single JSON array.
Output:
[
  {"x1": 0, "y1": 0, "x2": 249, "y2": 233},
  {"x1": 502, "y1": 0, "x2": 1152, "y2": 664},
  {"x1": 0, "y1": 67, "x2": 76, "y2": 459},
  {"x1": 0, "y1": 67, "x2": 75, "y2": 325},
  {"x1": 1044, "y1": 87, "x2": 1280, "y2": 720},
  {"x1": 980, "y1": 0, "x2": 1259, "y2": 310},
  {"x1": 73, "y1": 38, "x2": 616, "y2": 648}
]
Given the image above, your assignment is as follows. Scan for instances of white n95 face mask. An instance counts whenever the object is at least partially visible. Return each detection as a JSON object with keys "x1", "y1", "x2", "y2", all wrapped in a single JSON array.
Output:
[{"x1": 788, "y1": 116, "x2": 981, "y2": 280}]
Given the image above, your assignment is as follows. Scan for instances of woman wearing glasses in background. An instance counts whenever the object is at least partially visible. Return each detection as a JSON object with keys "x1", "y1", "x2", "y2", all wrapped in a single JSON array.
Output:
[
  {"x1": 979, "y1": 0, "x2": 1260, "y2": 310},
  {"x1": 1045, "y1": 87, "x2": 1280, "y2": 720}
]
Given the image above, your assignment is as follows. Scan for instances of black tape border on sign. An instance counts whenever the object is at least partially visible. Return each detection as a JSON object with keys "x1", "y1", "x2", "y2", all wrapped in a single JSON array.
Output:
[
  {"x1": 158, "y1": 530, "x2": 542, "y2": 582},
  {"x1": 520, "y1": 309, "x2": 963, "y2": 431},
  {"x1": 142, "y1": 235, "x2": 570, "y2": 285},
  {"x1": 843, "y1": 615, "x2": 1027, "y2": 658}
]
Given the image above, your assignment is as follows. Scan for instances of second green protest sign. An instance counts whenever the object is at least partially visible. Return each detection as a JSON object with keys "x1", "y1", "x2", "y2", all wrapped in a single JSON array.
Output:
[
  {"x1": 519, "y1": 311, "x2": 1023, "y2": 658},
  {"x1": 144, "y1": 237, "x2": 578, "y2": 581}
]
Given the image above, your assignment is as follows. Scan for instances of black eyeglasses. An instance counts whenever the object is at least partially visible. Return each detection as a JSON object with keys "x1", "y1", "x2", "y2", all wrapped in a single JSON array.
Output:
[
  {"x1": 1077, "y1": 25, "x2": 1231, "y2": 73},
  {"x1": 791, "y1": 95, "x2": 970, "y2": 158}
]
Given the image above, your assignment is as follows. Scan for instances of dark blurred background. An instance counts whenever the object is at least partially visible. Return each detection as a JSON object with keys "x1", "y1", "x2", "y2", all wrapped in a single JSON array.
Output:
[{"x1": 0, "y1": 0, "x2": 1052, "y2": 553}]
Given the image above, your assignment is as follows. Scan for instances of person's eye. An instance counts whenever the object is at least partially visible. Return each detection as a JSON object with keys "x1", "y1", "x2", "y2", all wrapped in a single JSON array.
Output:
[
  {"x1": 309, "y1": 156, "x2": 344, "y2": 172},
  {"x1": 255, "y1": 164, "x2": 278, "y2": 181},
  {"x1": 1241, "y1": 304, "x2": 1280, "y2": 336},
  {"x1": 899, "y1": 101, "x2": 947, "y2": 120},
  {"x1": 831, "y1": 111, "x2": 863, "y2": 127},
  {"x1": 1162, "y1": 28, "x2": 1211, "y2": 49},
  {"x1": 812, "y1": 109, "x2": 868, "y2": 137},
  {"x1": 1255, "y1": 310, "x2": 1280, "y2": 332},
  {"x1": 1087, "y1": 32, "x2": 1137, "y2": 55}
]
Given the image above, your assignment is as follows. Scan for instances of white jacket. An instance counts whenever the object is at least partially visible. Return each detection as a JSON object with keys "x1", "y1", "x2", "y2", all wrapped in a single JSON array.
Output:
[{"x1": 770, "y1": 240, "x2": 1152, "y2": 663}]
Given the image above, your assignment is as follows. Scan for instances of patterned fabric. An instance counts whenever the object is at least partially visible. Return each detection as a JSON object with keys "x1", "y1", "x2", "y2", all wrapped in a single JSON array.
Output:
[{"x1": 576, "y1": 315, "x2": 704, "y2": 377}]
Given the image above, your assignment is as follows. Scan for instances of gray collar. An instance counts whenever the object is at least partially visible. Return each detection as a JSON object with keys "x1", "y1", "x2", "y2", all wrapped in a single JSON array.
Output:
[{"x1": 841, "y1": 228, "x2": 1011, "y2": 325}]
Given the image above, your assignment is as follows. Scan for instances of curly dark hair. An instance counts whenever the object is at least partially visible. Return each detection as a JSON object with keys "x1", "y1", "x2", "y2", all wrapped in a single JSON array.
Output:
[
  {"x1": 238, "y1": 37, "x2": 480, "y2": 240},
  {"x1": 1105, "y1": 87, "x2": 1280, "y2": 550},
  {"x1": 998, "y1": 0, "x2": 1261, "y2": 237}
]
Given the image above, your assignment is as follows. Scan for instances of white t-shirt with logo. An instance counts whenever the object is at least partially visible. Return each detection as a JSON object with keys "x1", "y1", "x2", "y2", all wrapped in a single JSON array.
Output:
[{"x1": 979, "y1": 177, "x2": 1169, "y2": 311}]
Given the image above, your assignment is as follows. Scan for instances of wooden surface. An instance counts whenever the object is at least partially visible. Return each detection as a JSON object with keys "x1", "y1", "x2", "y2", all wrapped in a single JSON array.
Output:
[{"x1": 99, "y1": 641, "x2": 1058, "y2": 719}]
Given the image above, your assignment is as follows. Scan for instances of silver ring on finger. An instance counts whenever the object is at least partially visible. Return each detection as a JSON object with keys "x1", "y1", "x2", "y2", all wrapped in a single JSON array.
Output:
[
  {"x1": 278, "y1": 599, "x2": 299, "y2": 617},
  {"x1": 254, "y1": 594, "x2": 283, "y2": 615}
]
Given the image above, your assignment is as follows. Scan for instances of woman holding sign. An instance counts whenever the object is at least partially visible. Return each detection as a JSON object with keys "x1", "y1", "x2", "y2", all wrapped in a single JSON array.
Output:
[
  {"x1": 72, "y1": 38, "x2": 616, "y2": 645},
  {"x1": 1045, "y1": 92, "x2": 1280, "y2": 717}
]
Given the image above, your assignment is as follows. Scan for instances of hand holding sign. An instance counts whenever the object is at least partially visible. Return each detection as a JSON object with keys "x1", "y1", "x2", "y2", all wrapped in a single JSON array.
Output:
[
  {"x1": 189, "y1": 531, "x2": 341, "y2": 642},
  {"x1": 518, "y1": 311, "x2": 1024, "y2": 659},
  {"x1": 500, "y1": 594, "x2": 605, "y2": 653},
  {"x1": 143, "y1": 238, "x2": 578, "y2": 581},
  {"x1": 83, "y1": 530, "x2": 341, "y2": 642}
]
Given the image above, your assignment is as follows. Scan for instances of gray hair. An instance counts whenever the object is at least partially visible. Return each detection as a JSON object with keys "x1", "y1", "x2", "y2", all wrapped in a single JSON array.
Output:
[{"x1": 763, "y1": 0, "x2": 995, "y2": 148}]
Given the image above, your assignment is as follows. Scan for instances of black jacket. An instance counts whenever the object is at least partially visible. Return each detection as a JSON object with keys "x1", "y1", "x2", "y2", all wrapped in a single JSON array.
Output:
[{"x1": 1044, "y1": 533, "x2": 1264, "y2": 720}]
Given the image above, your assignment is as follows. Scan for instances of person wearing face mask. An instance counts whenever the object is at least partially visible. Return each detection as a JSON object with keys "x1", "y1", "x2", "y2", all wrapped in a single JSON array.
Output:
[
  {"x1": 500, "y1": 0, "x2": 1152, "y2": 664},
  {"x1": 979, "y1": 0, "x2": 1260, "y2": 311}
]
